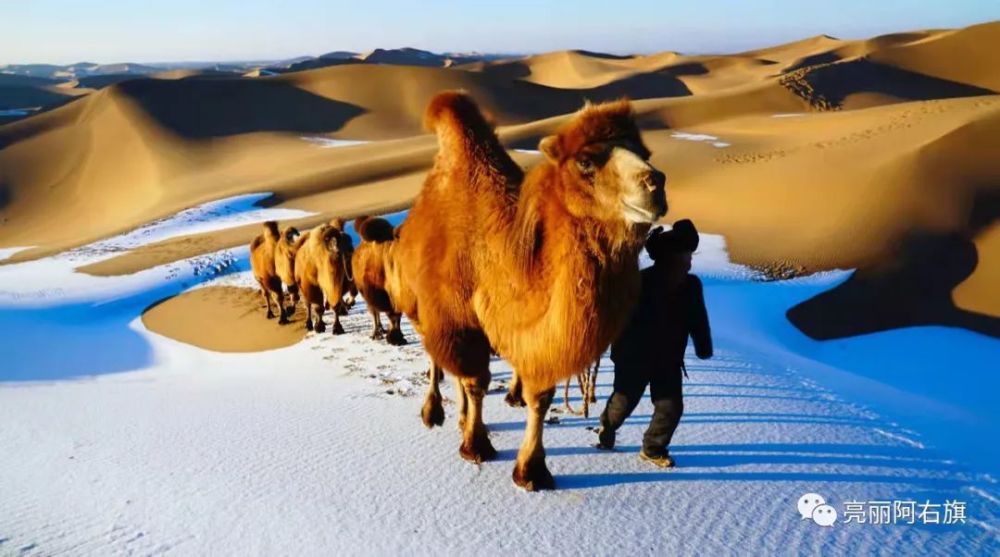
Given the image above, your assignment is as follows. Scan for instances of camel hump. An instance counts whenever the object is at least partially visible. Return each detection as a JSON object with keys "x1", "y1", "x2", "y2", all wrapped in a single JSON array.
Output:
[
  {"x1": 358, "y1": 217, "x2": 395, "y2": 243},
  {"x1": 261, "y1": 220, "x2": 280, "y2": 240},
  {"x1": 423, "y1": 91, "x2": 522, "y2": 186},
  {"x1": 250, "y1": 234, "x2": 264, "y2": 251},
  {"x1": 424, "y1": 91, "x2": 490, "y2": 133}
]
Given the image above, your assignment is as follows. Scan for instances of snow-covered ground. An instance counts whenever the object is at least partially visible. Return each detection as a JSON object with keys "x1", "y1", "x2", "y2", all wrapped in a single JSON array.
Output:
[
  {"x1": 1, "y1": 207, "x2": 998, "y2": 555},
  {"x1": 299, "y1": 137, "x2": 370, "y2": 149},
  {"x1": 670, "y1": 131, "x2": 730, "y2": 148}
]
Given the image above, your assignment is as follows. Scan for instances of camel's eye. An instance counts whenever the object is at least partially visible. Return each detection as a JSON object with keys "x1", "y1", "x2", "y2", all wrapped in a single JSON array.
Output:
[{"x1": 575, "y1": 157, "x2": 595, "y2": 176}]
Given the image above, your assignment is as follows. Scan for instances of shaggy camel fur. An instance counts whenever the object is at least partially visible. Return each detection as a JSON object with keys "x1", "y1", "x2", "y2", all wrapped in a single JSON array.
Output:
[
  {"x1": 293, "y1": 224, "x2": 355, "y2": 334},
  {"x1": 351, "y1": 216, "x2": 408, "y2": 346},
  {"x1": 396, "y1": 92, "x2": 666, "y2": 490},
  {"x1": 250, "y1": 221, "x2": 290, "y2": 324},
  {"x1": 274, "y1": 225, "x2": 301, "y2": 318}
]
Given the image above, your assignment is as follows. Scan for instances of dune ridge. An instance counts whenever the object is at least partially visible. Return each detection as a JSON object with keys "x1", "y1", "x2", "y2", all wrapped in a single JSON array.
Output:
[{"x1": 1, "y1": 21, "x2": 998, "y2": 331}]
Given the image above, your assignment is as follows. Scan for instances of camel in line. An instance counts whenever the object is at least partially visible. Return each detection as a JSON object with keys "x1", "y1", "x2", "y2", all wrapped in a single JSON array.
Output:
[
  {"x1": 250, "y1": 221, "x2": 291, "y2": 324},
  {"x1": 274, "y1": 225, "x2": 301, "y2": 318},
  {"x1": 395, "y1": 92, "x2": 666, "y2": 490},
  {"x1": 351, "y1": 216, "x2": 408, "y2": 346},
  {"x1": 293, "y1": 223, "x2": 355, "y2": 334}
]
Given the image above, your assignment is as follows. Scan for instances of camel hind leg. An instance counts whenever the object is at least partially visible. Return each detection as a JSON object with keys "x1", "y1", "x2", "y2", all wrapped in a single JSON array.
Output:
[
  {"x1": 425, "y1": 326, "x2": 495, "y2": 462},
  {"x1": 505, "y1": 370, "x2": 526, "y2": 407},
  {"x1": 368, "y1": 308, "x2": 385, "y2": 340},
  {"x1": 259, "y1": 282, "x2": 275, "y2": 319},
  {"x1": 385, "y1": 312, "x2": 407, "y2": 346},
  {"x1": 513, "y1": 381, "x2": 556, "y2": 491},
  {"x1": 421, "y1": 361, "x2": 445, "y2": 428},
  {"x1": 273, "y1": 289, "x2": 289, "y2": 325},
  {"x1": 458, "y1": 373, "x2": 496, "y2": 463},
  {"x1": 313, "y1": 303, "x2": 326, "y2": 333},
  {"x1": 454, "y1": 375, "x2": 468, "y2": 431},
  {"x1": 331, "y1": 307, "x2": 345, "y2": 335}
]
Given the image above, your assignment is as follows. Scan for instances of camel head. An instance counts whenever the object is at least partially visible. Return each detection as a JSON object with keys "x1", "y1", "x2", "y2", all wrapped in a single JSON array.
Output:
[
  {"x1": 538, "y1": 99, "x2": 667, "y2": 226},
  {"x1": 281, "y1": 226, "x2": 300, "y2": 245},
  {"x1": 322, "y1": 226, "x2": 356, "y2": 277}
]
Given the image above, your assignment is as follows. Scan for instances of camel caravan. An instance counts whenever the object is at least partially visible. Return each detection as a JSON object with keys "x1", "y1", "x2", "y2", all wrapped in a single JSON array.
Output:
[{"x1": 248, "y1": 91, "x2": 667, "y2": 490}]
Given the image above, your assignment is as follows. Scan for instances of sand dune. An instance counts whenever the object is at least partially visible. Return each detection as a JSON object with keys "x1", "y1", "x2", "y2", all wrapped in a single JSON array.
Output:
[
  {"x1": 142, "y1": 286, "x2": 308, "y2": 352},
  {"x1": 1, "y1": 21, "x2": 998, "y2": 335}
]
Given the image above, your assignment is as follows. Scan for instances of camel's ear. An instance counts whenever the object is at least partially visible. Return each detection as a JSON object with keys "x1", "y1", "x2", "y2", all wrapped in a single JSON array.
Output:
[{"x1": 539, "y1": 135, "x2": 562, "y2": 163}]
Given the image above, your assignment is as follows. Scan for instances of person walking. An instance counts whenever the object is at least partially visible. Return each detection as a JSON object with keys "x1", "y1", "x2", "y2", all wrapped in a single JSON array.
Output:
[{"x1": 596, "y1": 219, "x2": 713, "y2": 467}]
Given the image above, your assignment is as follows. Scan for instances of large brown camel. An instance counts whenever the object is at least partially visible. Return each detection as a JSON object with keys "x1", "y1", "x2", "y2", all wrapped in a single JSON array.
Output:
[
  {"x1": 274, "y1": 225, "x2": 301, "y2": 318},
  {"x1": 395, "y1": 92, "x2": 667, "y2": 490},
  {"x1": 293, "y1": 224, "x2": 355, "y2": 334},
  {"x1": 351, "y1": 216, "x2": 408, "y2": 346},
  {"x1": 250, "y1": 221, "x2": 290, "y2": 324}
]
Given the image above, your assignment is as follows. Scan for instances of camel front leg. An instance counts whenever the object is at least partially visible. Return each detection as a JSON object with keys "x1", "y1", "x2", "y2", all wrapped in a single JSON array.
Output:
[
  {"x1": 421, "y1": 361, "x2": 445, "y2": 428},
  {"x1": 513, "y1": 383, "x2": 556, "y2": 491},
  {"x1": 458, "y1": 374, "x2": 496, "y2": 463}
]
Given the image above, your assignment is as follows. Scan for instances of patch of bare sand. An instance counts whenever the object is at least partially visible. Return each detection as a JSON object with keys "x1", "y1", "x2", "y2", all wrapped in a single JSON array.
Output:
[{"x1": 142, "y1": 286, "x2": 307, "y2": 352}]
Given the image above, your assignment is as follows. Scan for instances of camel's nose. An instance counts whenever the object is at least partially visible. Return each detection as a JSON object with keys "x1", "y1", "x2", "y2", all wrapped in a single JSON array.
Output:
[{"x1": 645, "y1": 169, "x2": 666, "y2": 192}]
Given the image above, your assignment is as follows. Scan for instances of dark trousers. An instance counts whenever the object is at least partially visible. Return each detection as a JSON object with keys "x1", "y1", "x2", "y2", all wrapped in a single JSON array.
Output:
[{"x1": 599, "y1": 361, "x2": 684, "y2": 456}]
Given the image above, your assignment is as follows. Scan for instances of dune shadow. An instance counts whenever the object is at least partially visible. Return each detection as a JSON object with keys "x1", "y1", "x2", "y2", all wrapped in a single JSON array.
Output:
[
  {"x1": 581, "y1": 65, "x2": 699, "y2": 101},
  {"x1": 788, "y1": 228, "x2": 1000, "y2": 341},
  {"x1": 796, "y1": 58, "x2": 996, "y2": 108},
  {"x1": 114, "y1": 76, "x2": 367, "y2": 139},
  {"x1": 557, "y1": 470, "x2": 967, "y2": 490},
  {"x1": 0, "y1": 259, "x2": 250, "y2": 382},
  {"x1": 782, "y1": 51, "x2": 841, "y2": 74},
  {"x1": 0, "y1": 302, "x2": 155, "y2": 381},
  {"x1": 488, "y1": 411, "x2": 875, "y2": 432}
]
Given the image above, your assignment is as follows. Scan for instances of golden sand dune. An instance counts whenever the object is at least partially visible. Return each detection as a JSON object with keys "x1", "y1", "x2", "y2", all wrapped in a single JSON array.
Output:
[
  {"x1": 142, "y1": 286, "x2": 308, "y2": 352},
  {"x1": 1, "y1": 22, "x2": 998, "y2": 337}
]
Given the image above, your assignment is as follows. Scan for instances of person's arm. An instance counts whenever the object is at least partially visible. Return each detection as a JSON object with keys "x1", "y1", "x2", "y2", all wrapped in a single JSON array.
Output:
[{"x1": 688, "y1": 275, "x2": 713, "y2": 359}]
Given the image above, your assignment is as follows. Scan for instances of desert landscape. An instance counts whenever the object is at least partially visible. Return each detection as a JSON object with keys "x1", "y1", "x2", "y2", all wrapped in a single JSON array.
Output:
[{"x1": 1, "y1": 18, "x2": 999, "y2": 556}]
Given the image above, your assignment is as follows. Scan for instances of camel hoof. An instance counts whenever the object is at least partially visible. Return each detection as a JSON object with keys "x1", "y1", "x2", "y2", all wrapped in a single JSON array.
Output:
[
  {"x1": 370, "y1": 331, "x2": 384, "y2": 340},
  {"x1": 386, "y1": 330, "x2": 407, "y2": 346},
  {"x1": 315, "y1": 321, "x2": 326, "y2": 333},
  {"x1": 332, "y1": 322, "x2": 345, "y2": 335},
  {"x1": 512, "y1": 459, "x2": 555, "y2": 491},
  {"x1": 421, "y1": 396, "x2": 445, "y2": 429},
  {"x1": 504, "y1": 390, "x2": 526, "y2": 408},
  {"x1": 305, "y1": 320, "x2": 314, "y2": 331},
  {"x1": 459, "y1": 436, "x2": 497, "y2": 464},
  {"x1": 266, "y1": 310, "x2": 276, "y2": 319},
  {"x1": 278, "y1": 315, "x2": 289, "y2": 325}
]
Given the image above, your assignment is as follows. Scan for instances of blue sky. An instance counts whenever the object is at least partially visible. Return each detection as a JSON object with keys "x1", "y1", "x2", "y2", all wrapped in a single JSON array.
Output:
[{"x1": 3, "y1": 0, "x2": 998, "y2": 64}]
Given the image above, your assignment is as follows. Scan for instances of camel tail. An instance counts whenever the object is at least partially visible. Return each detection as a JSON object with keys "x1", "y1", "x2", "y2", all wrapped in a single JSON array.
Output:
[{"x1": 423, "y1": 91, "x2": 522, "y2": 185}]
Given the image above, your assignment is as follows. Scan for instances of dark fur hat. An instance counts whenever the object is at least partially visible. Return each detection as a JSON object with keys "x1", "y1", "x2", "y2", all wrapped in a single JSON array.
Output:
[{"x1": 646, "y1": 219, "x2": 699, "y2": 260}]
